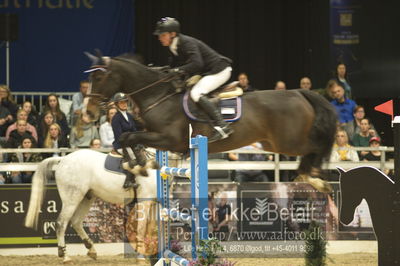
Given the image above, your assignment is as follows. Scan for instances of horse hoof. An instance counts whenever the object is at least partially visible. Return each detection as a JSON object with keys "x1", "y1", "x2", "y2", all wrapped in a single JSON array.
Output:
[
  {"x1": 295, "y1": 175, "x2": 332, "y2": 193},
  {"x1": 87, "y1": 251, "x2": 97, "y2": 260},
  {"x1": 63, "y1": 256, "x2": 73, "y2": 264}
]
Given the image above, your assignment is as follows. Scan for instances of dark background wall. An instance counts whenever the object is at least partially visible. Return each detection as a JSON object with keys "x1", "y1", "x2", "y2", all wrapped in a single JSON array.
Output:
[{"x1": 134, "y1": 0, "x2": 400, "y2": 145}]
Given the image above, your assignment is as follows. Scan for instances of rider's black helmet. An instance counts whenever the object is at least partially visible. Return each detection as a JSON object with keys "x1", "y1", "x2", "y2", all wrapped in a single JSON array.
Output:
[
  {"x1": 153, "y1": 17, "x2": 180, "y2": 35},
  {"x1": 112, "y1": 92, "x2": 128, "y2": 103}
]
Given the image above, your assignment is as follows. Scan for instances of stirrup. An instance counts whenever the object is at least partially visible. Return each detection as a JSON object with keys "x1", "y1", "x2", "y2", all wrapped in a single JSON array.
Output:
[{"x1": 208, "y1": 126, "x2": 233, "y2": 143}]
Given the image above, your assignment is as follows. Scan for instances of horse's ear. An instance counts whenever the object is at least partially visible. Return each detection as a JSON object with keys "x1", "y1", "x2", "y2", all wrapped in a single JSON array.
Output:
[
  {"x1": 336, "y1": 167, "x2": 346, "y2": 176},
  {"x1": 84, "y1": 51, "x2": 99, "y2": 66}
]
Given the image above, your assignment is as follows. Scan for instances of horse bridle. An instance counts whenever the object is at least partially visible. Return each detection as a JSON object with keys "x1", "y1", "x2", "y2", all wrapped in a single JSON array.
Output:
[{"x1": 85, "y1": 64, "x2": 180, "y2": 112}]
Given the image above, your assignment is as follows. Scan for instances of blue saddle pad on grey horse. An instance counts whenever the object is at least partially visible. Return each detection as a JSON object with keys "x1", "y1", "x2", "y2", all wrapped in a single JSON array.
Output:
[{"x1": 104, "y1": 154, "x2": 125, "y2": 175}]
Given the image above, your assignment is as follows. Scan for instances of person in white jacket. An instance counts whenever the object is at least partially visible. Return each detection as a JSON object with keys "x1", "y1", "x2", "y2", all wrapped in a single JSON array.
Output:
[{"x1": 99, "y1": 107, "x2": 117, "y2": 148}]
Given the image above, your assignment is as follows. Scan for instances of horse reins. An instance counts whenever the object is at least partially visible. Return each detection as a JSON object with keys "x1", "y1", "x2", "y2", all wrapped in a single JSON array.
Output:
[{"x1": 86, "y1": 65, "x2": 180, "y2": 113}]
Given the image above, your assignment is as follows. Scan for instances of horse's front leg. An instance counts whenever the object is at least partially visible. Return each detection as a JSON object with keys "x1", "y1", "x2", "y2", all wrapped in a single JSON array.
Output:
[{"x1": 120, "y1": 131, "x2": 188, "y2": 155}]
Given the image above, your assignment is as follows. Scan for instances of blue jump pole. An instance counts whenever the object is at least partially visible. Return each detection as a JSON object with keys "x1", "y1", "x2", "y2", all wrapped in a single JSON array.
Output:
[{"x1": 156, "y1": 135, "x2": 209, "y2": 265}]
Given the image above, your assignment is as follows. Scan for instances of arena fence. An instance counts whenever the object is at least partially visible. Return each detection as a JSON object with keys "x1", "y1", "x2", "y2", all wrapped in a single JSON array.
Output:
[{"x1": 0, "y1": 147, "x2": 394, "y2": 182}]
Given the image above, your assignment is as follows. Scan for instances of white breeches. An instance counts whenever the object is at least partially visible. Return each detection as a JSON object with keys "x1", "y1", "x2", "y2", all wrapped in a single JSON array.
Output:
[{"x1": 190, "y1": 67, "x2": 232, "y2": 102}]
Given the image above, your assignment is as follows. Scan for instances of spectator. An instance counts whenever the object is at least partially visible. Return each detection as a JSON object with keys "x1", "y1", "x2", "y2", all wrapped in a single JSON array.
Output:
[
  {"x1": 363, "y1": 137, "x2": 383, "y2": 162},
  {"x1": 43, "y1": 94, "x2": 70, "y2": 137},
  {"x1": 0, "y1": 84, "x2": 18, "y2": 121},
  {"x1": 42, "y1": 123, "x2": 69, "y2": 157},
  {"x1": 90, "y1": 138, "x2": 102, "y2": 149},
  {"x1": 71, "y1": 80, "x2": 90, "y2": 125},
  {"x1": 228, "y1": 142, "x2": 270, "y2": 182},
  {"x1": 22, "y1": 101, "x2": 39, "y2": 129},
  {"x1": 6, "y1": 109, "x2": 38, "y2": 142},
  {"x1": 344, "y1": 105, "x2": 378, "y2": 141},
  {"x1": 214, "y1": 193, "x2": 231, "y2": 241},
  {"x1": 352, "y1": 118, "x2": 376, "y2": 158},
  {"x1": 300, "y1": 77, "x2": 312, "y2": 90},
  {"x1": 0, "y1": 85, "x2": 16, "y2": 136},
  {"x1": 10, "y1": 136, "x2": 42, "y2": 183},
  {"x1": 99, "y1": 107, "x2": 117, "y2": 148},
  {"x1": 330, "y1": 83, "x2": 357, "y2": 126},
  {"x1": 362, "y1": 137, "x2": 391, "y2": 176},
  {"x1": 334, "y1": 63, "x2": 352, "y2": 99},
  {"x1": 237, "y1": 72, "x2": 254, "y2": 92},
  {"x1": 330, "y1": 129, "x2": 359, "y2": 162},
  {"x1": 322, "y1": 79, "x2": 339, "y2": 101},
  {"x1": 70, "y1": 113, "x2": 99, "y2": 148},
  {"x1": 274, "y1": 80, "x2": 286, "y2": 90},
  {"x1": 37, "y1": 111, "x2": 55, "y2": 147},
  {"x1": 7, "y1": 119, "x2": 35, "y2": 148},
  {"x1": 0, "y1": 103, "x2": 12, "y2": 138}
]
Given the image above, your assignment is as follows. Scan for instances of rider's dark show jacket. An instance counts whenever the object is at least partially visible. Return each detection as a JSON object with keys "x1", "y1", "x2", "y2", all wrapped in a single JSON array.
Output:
[
  {"x1": 168, "y1": 34, "x2": 232, "y2": 76},
  {"x1": 111, "y1": 111, "x2": 137, "y2": 150}
]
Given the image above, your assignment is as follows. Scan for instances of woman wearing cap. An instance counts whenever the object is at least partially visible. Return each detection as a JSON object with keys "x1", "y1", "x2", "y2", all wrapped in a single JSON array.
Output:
[
  {"x1": 111, "y1": 93, "x2": 138, "y2": 188},
  {"x1": 153, "y1": 17, "x2": 233, "y2": 142}
]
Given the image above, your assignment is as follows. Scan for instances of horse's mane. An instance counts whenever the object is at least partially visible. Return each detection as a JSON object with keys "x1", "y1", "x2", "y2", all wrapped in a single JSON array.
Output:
[{"x1": 113, "y1": 53, "x2": 163, "y2": 75}]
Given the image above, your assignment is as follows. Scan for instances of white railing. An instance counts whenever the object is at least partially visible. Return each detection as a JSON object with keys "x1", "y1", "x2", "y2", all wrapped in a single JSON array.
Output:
[{"x1": 0, "y1": 147, "x2": 394, "y2": 182}]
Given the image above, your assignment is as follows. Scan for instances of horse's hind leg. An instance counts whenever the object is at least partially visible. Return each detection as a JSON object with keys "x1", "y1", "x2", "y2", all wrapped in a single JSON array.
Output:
[
  {"x1": 57, "y1": 200, "x2": 83, "y2": 264},
  {"x1": 297, "y1": 153, "x2": 332, "y2": 193},
  {"x1": 70, "y1": 197, "x2": 97, "y2": 260}
]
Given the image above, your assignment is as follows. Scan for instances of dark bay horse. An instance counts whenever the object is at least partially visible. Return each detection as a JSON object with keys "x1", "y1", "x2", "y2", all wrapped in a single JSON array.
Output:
[{"x1": 85, "y1": 54, "x2": 337, "y2": 190}]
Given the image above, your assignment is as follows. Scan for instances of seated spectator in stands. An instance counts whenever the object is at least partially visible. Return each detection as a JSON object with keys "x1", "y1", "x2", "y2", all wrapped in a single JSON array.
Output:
[
  {"x1": 37, "y1": 111, "x2": 55, "y2": 147},
  {"x1": 330, "y1": 129, "x2": 359, "y2": 162},
  {"x1": 7, "y1": 119, "x2": 35, "y2": 148},
  {"x1": 352, "y1": 118, "x2": 376, "y2": 158},
  {"x1": 42, "y1": 123, "x2": 69, "y2": 158},
  {"x1": 299, "y1": 77, "x2": 312, "y2": 90},
  {"x1": 71, "y1": 80, "x2": 90, "y2": 125},
  {"x1": 228, "y1": 142, "x2": 270, "y2": 182},
  {"x1": 344, "y1": 105, "x2": 378, "y2": 141},
  {"x1": 0, "y1": 103, "x2": 12, "y2": 138},
  {"x1": 362, "y1": 137, "x2": 391, "y2": 175},
  {"x1": 333, "y1": 62, "x2": 352, "y2": 99},
  {"x1": 0, "y1": 85, "x2": 16, "y2": 137},
  {"x1": 10, "y1": 136, "x2": 42, "y2": 183},
  {"x1": 363, "y1": 137, "x2": 383, "y2": 162},
  {"x1": 90, "y1": 138, "x2": 102, "y2": 149},
  {"x1": 330, "y1": 83, "x2": 357, "y2": 126},
  {"x1": 22, "y1": 101, "x2": 39, "y2": 129},
  {"x1": 43, "y1": 94, "x2": 70, "y2": 137},
  {"x1": 70, "y1": 113, "x2": 99, "y2": 148},
  {"x1": 99, "y1": 107, "x2": 117, "y2": 148},
  {"x1": 0, "y1": 84, "x2": 18, "y2": 121},
  {"x1": 237, "y1": 72, "x2": 255, "y2": 92},
  {"x1": 274, "y1": 80, "x2": 286, "y2": 90},
  {"x1": 6, "y1": 109, "x2": 38, "y2": 142}
]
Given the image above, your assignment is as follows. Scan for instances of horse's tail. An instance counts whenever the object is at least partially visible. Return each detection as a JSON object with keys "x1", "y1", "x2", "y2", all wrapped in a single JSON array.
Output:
[
  {"x1": 298, "y1": 89, "x2": 338, "y2": 160},
  {"x1": 25, "y1": 157, "x2": 61, "y2": 230}
]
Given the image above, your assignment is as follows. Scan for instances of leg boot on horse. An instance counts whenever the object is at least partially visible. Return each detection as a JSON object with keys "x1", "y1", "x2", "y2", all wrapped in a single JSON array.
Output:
[{"x1": 197, "y1": 95, "x2": 233, "y2": 142}]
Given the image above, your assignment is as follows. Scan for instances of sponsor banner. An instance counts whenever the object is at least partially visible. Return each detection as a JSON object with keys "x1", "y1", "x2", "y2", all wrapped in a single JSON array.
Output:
[
  {"x1": 0, "y1": 184, "x2": 127, "y2": 247},
  {"x1": 330, "y1": 0, "x2": 362, "y2": 72}
]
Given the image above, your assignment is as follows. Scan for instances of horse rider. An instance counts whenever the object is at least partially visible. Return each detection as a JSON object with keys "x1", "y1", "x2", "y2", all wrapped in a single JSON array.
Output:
[
  {"x1": 154, "y1": 17, "x2": 234, "y2": 143},
  {"x1": 110, "y1": 92, "x2": 138, "y2": 189}
]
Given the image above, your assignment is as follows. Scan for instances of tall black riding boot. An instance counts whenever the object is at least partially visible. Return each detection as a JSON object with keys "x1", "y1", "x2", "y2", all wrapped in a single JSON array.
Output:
[{"x1": 197, "y1": 96, "x2": 234, "y2": 142}]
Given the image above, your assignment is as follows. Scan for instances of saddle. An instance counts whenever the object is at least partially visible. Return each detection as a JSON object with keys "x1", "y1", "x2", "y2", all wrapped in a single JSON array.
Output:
[
  {"x1": 104, "y1": 152, "x2": 138, "y2": 189},
  {"x1": 182, "y1": 78, "x2": 244, "y2": 123}
]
